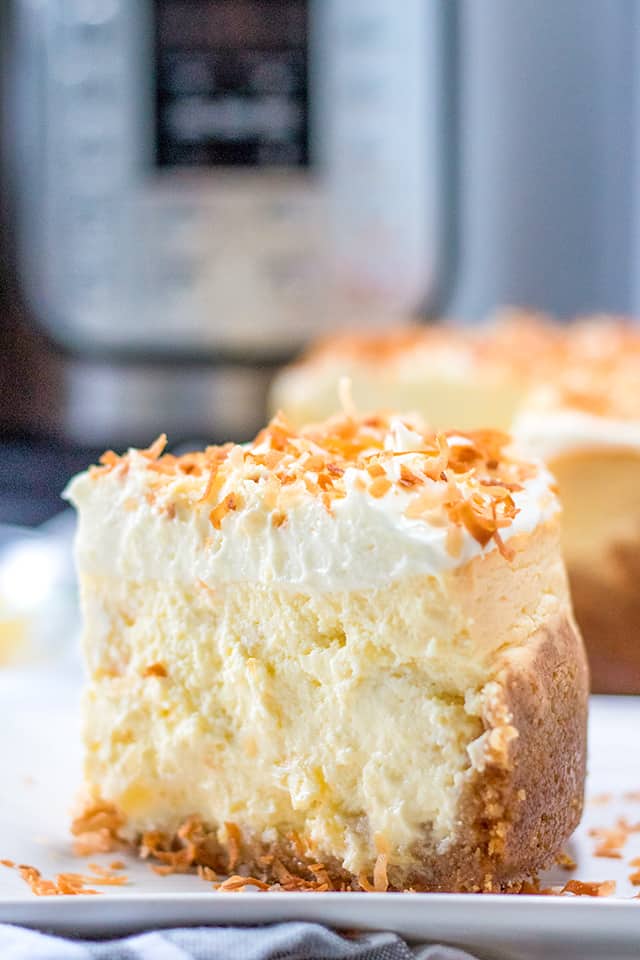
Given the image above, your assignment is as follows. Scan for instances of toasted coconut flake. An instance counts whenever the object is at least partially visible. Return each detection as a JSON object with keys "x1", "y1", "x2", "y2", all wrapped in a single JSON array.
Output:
[
  {"x1": 556, "y1": 852, "x2": 577, "y2": 871},
  {"x1": 224, "y1": 822, "x2": 243, "y2": 872},
  {"x1": 493, "y1": 526, "x2": 515, "y2": 562},
  {"x1": 196, "y1": 469, "x2": 218, "y2": 504},
  {"x1": 11, "y1": 862, "x2": 102, "y2": 897},
  {"x1": 271, "y1": 509, "x2": 287, "y2": 528},
  {"x1": 358, "y1": 871, "x2": 376, "y2": 893},
  {"x1": 308, "y1": 862, "x2": 333, "y2": 890},
  {"x1": 421, "y1": 434, "x2": 450, "y2": 481},
  {"x1": 142, "y1": 434, "x2": 168, "y2": 460},
  {"x1": 373, "y1": 854, "x2": 388, "y2": 892},
  {"x1": 561, "y1": 879, "x2": 616, "y2": 898},
  {"x1": 305, "y1": 454, "x2": 326, "y2": 473},
  {"x1": 85, "y1": 873, "x2": 128, "y2": 886},
  {"x1": 72, "y1": 831, "x2": 117, "y2": 857},
  {"x1": 142, "y1": 662, "x2": 167, "y2": 678},
  {"x1": 287, "y1": 831, "x2": 306, "y2": 860},
  {"x1": 98, "y1": 449, "x2": 120, "y2": 467},
  {"x1": 399, "y1": 464, "x2": 423, "y2": 488},
  {"x1": 216, "y1": 874, "x2": 271, "y2": 892},
  {"x1": 140, "y1": 815, "x2": 214, "y2": 877},
  {"x1": 210, "y1": 492, "x2": 243, "y2": 530},
  {"x1": 71, "y1": 798, "x2": 125, "y2": 856},
  {"x1": 453, "y1": 497, "x2": 496, "y2": 547},
  {"x1": 369, "y1": 477, "x2": 392, "y2": 498}
]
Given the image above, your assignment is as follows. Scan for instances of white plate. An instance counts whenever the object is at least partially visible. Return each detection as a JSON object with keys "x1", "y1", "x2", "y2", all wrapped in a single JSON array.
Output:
[{"x1": 1, "y1": 667, "x2": 639, "y2": 959}]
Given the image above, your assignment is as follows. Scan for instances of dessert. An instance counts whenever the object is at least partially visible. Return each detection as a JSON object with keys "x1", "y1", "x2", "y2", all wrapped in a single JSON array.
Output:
[
  {"x1": 514, "y1": 319, "x2": 640, "y2": 694},
  {"x1": 65, "y1": 411, "x2": 587, "y2": 892},
  {"x1": 269, "y1": 311, "x2": 561, "y2": 431}
]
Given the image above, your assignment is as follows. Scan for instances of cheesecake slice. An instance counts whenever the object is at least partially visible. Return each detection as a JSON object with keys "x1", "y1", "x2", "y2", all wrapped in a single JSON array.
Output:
[
  {"x1": 514, "y1": 319, "x2": 640, "y2": 694},
  {"x1": 65, "y1": 412, "x2": 587, "y2": 892}
]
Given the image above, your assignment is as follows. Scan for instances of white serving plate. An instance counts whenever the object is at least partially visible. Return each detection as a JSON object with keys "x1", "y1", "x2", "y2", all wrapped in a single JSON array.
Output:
[{"x1": 1, "y1": 666, "x2": 639, "y2": 959}]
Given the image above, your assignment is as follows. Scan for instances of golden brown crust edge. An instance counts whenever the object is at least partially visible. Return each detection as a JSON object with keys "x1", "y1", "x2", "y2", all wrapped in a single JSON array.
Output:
[
  {"x1": 72, "y1": 613, "x2": 588, "y2": 893},
  {"x1": 377, "y1": 611, "x2": 588, "y2": 892}
]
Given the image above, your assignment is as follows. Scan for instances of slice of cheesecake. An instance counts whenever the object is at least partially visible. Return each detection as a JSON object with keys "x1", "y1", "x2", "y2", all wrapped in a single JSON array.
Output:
[
  {"x1": 65, "y1": 412, "x2": 587, "y2": 892},
  {"x1": 514, "y1": 319, "x2": 640, "y2": 694}
]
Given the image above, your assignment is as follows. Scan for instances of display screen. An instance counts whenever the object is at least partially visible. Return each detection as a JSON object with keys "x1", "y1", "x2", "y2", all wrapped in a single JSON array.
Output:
[{"x1": 154, "y1": 0, "x2": 308, "y2": 166}]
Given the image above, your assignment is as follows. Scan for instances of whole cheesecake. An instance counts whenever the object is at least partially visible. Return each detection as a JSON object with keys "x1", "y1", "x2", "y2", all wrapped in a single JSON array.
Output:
[{"x1": 65, "y1": 412, "x2": 587, "y2": 892}]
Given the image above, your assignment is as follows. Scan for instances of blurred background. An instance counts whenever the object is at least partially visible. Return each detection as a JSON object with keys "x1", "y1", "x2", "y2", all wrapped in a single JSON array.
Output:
[{"x1": 0, "y1": 0, "x2": 638, "y2": 656}]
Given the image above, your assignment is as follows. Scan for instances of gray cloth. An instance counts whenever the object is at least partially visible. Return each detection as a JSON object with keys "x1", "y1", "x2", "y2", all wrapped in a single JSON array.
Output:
[{"x1": 0, "y1": 922, "x2": 478, "y2": 960}]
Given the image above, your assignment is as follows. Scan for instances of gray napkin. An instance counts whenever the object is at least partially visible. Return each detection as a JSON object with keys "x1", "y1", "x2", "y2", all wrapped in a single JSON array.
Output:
[{"x1": 0, "y1": 922, "x2": 479, "y2": 960}]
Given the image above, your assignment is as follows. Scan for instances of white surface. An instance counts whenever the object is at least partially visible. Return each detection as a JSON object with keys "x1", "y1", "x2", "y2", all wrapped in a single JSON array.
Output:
[{"x1": 0, "y1": 669, "x2": 639, "y2": 958}]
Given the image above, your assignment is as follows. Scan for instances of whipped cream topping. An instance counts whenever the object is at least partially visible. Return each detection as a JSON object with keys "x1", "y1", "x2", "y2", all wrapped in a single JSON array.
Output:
[
  {"x1": 514, "y1": 408, "x2": 640, "y2": 462},
  {"x1": 65, "y1": 414, "x2": 559, "y2": 592}
]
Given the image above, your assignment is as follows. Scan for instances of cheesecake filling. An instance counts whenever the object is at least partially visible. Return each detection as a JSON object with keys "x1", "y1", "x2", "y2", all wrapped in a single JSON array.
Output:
[{"x1": 78, "y1": 547, "x2": 566, "y2": 874}]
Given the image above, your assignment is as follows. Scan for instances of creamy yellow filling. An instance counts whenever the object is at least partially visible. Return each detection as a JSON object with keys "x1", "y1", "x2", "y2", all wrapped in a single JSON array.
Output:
[{"x1": 79, "y1": 523, "x2": 569, "y2": 874}]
